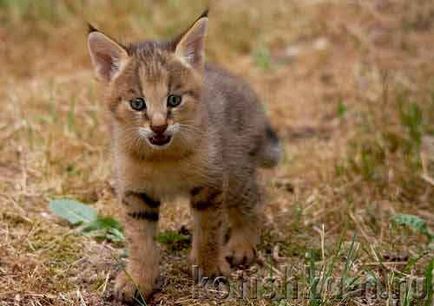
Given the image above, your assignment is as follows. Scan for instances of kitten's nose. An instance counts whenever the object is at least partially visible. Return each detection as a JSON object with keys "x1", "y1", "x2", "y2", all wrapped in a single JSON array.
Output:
[
  {"x1": 150, "y1": 113, "x2": 168, "y2": 135},
  {"x1": 150, "y1": 123, "x2": 168, "y2": 135}
]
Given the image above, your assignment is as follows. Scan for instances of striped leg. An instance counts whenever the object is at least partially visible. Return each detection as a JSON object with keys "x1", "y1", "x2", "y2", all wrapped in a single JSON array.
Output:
[
  {"x1": 114, "y1": 190, "x2": 161, "y2": 303},
  {"x1": 190, "y1": 186, "x2": 230, "y2": 278}
]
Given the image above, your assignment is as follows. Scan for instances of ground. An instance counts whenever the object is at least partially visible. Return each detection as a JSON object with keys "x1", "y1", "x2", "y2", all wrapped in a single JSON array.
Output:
[{"x1": 0, "y1": 1, "x2": 433, "y2": 305}]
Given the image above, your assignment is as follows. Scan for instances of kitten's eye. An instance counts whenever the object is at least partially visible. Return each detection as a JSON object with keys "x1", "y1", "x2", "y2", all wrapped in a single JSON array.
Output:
[
  {"x1": 167, "y1": 95, "x2": 182, "y2": 108},
  {"x1": 130, "y1": 97, "x2": 146, "y2": 111}
]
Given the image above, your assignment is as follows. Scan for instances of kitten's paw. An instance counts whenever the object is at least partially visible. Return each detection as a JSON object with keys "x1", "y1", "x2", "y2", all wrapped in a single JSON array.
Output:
[
  {"x1": 209, "y1": 257, "x2": 231, "y2": 277},
  {"x1": 195, "y1": 257, "x2": 231, "y2": 280},
  {"x1": 225, "y1": 236, "x2": 257, "y2": 267},
  {"x1": 114, "y1": 272, "x2": 155, "y2": 305}
]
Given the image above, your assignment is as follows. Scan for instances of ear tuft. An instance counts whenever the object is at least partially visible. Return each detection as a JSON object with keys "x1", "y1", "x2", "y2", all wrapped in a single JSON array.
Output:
[
  {"x1": 87, "y1": 23, "x2": 99, "y2": 34},
  {"x1": 199, "y1": 9, "x2": 209, "y2": 19},
  {"x1": 87, "y1": 31, "x2": 129, "y2": 82},
  {"x1": 174, "y1": 12, "x2": 208, "y2": 70}
]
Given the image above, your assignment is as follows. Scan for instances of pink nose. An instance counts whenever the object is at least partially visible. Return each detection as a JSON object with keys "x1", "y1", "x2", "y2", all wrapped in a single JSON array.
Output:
[{"x1": 150, "y1": 123, "x2": 168, "y2": 135}]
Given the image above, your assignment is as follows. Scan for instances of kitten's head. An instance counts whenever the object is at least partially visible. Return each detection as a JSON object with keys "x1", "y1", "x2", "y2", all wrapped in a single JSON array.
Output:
[{"x1": 87, "y1": 12, "x2": 208, "y2": 156}]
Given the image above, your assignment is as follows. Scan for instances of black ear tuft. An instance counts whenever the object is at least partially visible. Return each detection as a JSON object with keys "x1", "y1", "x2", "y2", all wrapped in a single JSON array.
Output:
[
  {"x1": 199, "y1": 9, "x2": 209, "y2": 19},
  {"x1": 87, "y1": 23, "x2": 99, "y2": 34}
]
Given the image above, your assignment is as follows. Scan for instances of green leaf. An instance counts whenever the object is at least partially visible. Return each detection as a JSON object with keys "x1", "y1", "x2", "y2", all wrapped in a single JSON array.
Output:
[
  {"x1": 49, "y1": 198, "x2": 97, "y2": 225},
  {"x1": 49, "y1": 198, "x2": 124, "y2": 243},
  {"x1": 107, "y1": 228, "x2": 125, "y2": 242},
  {"x1": 82, "y1": 216, "x2": 122, "y2": 232},
  {"x1": 82, "y1": 216, "x2": 124, "y2": 242},
  {"x1": 392, "y1": 214, "x2": 430, "y2": 237}
]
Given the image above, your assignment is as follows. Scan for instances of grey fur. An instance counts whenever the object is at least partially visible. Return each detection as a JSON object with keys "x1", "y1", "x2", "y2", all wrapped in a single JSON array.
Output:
[{"x1": 203, "y1": 64, "x2": 281, "y2": 172}]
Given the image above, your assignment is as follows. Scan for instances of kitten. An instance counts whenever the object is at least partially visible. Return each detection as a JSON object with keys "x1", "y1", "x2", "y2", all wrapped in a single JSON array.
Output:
[{"x1": 87, "y1": 10, "x2": 281, "y2": 303}]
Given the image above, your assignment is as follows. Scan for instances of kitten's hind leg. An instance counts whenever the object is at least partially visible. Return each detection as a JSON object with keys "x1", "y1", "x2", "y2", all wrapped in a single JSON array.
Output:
[
  {"x1": 190, "y1": 186, "x2": 230, "y2": 279},
  {"x1": 224, "y1": 176, "x2": 262, "y2": 267}
]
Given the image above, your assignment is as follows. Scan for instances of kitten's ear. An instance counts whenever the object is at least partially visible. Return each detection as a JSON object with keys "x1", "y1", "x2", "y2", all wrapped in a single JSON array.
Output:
[
  {"x1": 174, "y1": 10, "x2": 208, "y2": 70},
  {"x1": 87, "y1": 27, "x2": 129, "y2": 82}
]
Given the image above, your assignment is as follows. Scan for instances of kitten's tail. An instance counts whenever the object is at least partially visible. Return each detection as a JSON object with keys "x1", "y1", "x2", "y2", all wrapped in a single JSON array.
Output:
[{"x1": 258, "y1": 124, "x2": 282, "y2": 168}]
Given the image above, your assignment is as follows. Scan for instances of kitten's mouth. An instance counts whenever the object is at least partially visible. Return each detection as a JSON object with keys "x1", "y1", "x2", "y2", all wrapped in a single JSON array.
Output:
[{"x1": 148, "y1": 134, "x2": 172, "y2": 147}]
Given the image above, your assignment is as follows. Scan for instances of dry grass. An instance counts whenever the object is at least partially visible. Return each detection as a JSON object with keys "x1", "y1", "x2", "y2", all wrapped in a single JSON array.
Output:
[{"x1": 0, "y1": 0, "x2": 433, "y2": 305}]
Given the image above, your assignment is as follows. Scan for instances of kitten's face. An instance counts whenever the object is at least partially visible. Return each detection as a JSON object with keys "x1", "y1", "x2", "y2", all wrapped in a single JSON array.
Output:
[
  {"x1": 109, "y1": 49, "x2": 203, "y2": 151},
  {"x1": 87, "y1": 13, "x2": 208, "y2": 155}
]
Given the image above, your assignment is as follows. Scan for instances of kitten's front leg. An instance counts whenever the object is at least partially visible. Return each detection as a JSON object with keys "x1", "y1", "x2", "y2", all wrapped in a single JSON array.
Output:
[
  {"x1": 190, "y1": 187, "x2": 230, "y2": 278},
  {"x1": 115, "y1": 190, "x2": 161, "y2": 303}
]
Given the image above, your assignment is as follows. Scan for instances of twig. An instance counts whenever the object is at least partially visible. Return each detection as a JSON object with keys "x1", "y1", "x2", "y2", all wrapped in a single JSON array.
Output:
[
  {"x1": 421, "y1": 174, "x2": 434, "y2": 186},
  {"x1": 272, "y1": 245, "x2": 286, "y2": 263}
]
